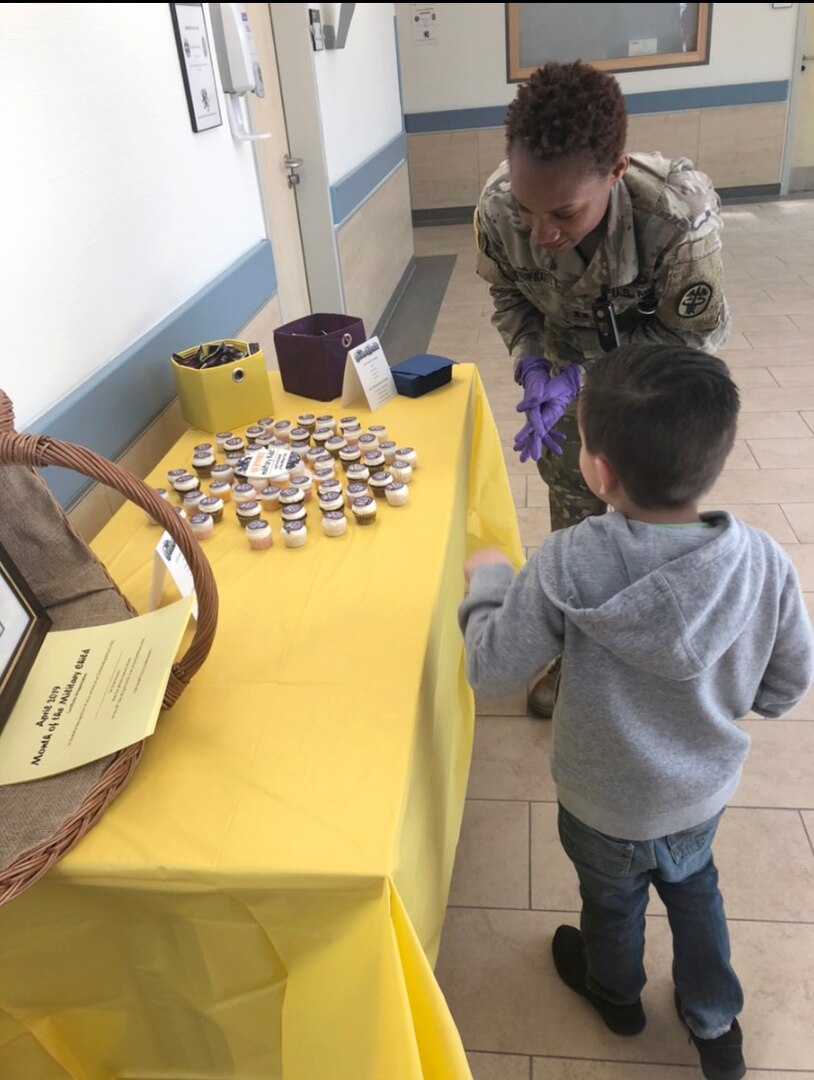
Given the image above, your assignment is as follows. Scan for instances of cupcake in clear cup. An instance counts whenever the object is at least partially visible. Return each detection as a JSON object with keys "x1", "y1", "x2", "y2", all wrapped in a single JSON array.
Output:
[
  {"x1": 236, "y1": 500, "x2": 261, "y2": 527},
  {"x1": 357, "y1": 433, "x2": 378, "y2": 454},
  {"x1": 313, "y1": 465, "x2": 336, "y2": 486},
  {"x1": 385, "y1": 481, "x2": 409, "y2": 507},
  {"x1": 379, "y1": 441, "x2": 398, "y2": 465},
  {"x1": 395, "y1": 447, "x2": 418, "y2": 468},
  {"x1": 260, "y1": 487, "x2": 281, "y2": 513},
  {"x1": 290, "y1": 475, "x2": 313, "y2": 503},
  {"x1": 167, "y1": 467, "x2": 187, "y2": 489},
  {"x1": 281, "y1": 504, "x2": 307, "y2": 525},
  {"x1": 173, "y1": 472, "x2": 200, "y2": 495},
  {"x1": 339, "y1": 446, "x2": 361, "y2": 470},
  {"x1": 211, "y1": 462, "x2": 234, "y2": 485},
  {"x1": 198, "y1": 495, "x2": 224, "y2": 523},
  {"x1": 189, "y1": 512, "x2": 214, "y2": 541},
  {"x1": 246, "y1": 519, "x2": 273, "y2": 550},
  {"x1": 362, "y1": 450, "x2": 385, "y2": 474},
  {"x1": 391, "y1": 460, "x2": 413, "y2": 484},
  {"x1": 232, "y1": 482, "x2": 256, "y2": 506},
  {"x1": 368, "y1": 470, "x2": 392, "y2": 499},
  {"x1": 346, "y1": 463, "x2": 370, "y2": 485},
  {"x1": 351, "y1": 496, "x2": 377, "y2": 526},
  {"x1": 282, "y1": 520, "x2": 308, "y2": 547},
  {"x1": 321, "y1": 510, "x2": 347, "y2": 537},
  {"x1": 346, "y1": 481, "x2": 369, "y2": 506},
  {"x1": 191, "y1": 448, "x2": 215, "y2": 479},
  {"x1": 318, "y1": 490, "x2": 344, "y2": 513},
  {"x1": 224, "y1": 436, "x2": 245, "y2": 456},
  {"x1": 279, "y1": 487, "x2": 305, "y2": 508},
  {"x1": 182, "y1": 491, "x2": 204, "y2": 514}
]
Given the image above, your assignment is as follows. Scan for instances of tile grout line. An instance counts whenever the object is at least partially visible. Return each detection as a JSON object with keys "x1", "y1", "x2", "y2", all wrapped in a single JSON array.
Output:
[
  {"x1": 800, "y1": 810, "x2": 814, "y2": 859},
  {"x1": 465, "y1": 795, "x2": 814, "y2": 810},
  {"x1": 527, "y1": 799, "x2": 532, "y2": 911},
  {"x1": 446, "y1": 902, "x2": 814, "y2": 925},
  {"x1": 780, "y1": 501, "x2": 804, "y2": 543}
]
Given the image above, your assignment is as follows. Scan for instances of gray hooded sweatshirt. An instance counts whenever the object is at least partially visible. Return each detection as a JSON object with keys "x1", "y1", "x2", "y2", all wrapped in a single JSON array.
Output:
[{"x1": 459, "y1": 511, "x2": 814, "y2": 840}]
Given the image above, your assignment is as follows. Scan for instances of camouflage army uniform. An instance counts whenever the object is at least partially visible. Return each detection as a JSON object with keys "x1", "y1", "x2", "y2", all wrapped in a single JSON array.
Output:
[{"x1": 475, "y1": 152, "x2": 732, "y2": 530}]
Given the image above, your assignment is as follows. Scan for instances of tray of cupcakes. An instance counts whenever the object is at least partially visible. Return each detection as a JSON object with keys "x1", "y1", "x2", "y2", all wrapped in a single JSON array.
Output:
[{"x1": 150, "y1": 413, "x2": 417, "y2": 551}]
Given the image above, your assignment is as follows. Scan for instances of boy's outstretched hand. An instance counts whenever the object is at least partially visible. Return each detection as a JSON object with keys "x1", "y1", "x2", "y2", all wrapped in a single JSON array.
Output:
[{"x1": 464, "y1": 548, "x2": 513, "y2": 582}]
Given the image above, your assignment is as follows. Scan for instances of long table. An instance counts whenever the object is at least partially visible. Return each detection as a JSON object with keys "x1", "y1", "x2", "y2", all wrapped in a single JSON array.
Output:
[{"x1": 0, "y1": 365, "x2": 522, "y2": 1079}]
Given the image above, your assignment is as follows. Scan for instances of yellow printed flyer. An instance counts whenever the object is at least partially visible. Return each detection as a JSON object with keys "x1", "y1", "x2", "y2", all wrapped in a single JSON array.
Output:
[{"x1": 0, "y1": 596, "x2": 194, "y2": 785}]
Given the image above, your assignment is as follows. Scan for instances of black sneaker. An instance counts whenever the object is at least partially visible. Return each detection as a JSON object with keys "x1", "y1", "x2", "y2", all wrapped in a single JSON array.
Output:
[
  {"x1": 674, "y1": 990, "x2": 745, "y2": 1080},
  {"x1": 552, "y1": 925, "x2": 646, "y2": 1036}
]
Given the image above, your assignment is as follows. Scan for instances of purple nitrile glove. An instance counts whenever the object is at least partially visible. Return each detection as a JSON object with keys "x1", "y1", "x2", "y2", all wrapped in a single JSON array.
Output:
[
  {"x1": 514, "y1": 355, "x2": 551, "y2": 410},
  {"x1": 513, "y1": 417, "x2": 567, "y2": 462},
  {"x1": 513, "y1": 364, "x2": 581, "y2": 462},
  {"x1": 537, "y1": 364, "x2": 581, "y2": 429}
]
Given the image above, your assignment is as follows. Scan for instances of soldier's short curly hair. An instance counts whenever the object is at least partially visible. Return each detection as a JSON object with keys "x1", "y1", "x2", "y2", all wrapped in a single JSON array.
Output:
[{"x1": 506, "y1": 62, "x2": 627, "y2": 174}]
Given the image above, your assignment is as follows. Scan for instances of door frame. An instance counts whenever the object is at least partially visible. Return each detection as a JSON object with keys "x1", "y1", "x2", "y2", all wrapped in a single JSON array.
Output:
[
  {"x1": 780, "y1": 2, "x2": 810, "y2": 195},
  {"x1": 244, "y1": 3, "x2": 311, "y2": 321}
]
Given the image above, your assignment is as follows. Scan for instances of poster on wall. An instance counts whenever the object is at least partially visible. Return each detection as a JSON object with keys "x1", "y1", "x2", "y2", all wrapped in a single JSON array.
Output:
[{"x1": 170, "y1": 2, "x2": 223, "y2": 133}]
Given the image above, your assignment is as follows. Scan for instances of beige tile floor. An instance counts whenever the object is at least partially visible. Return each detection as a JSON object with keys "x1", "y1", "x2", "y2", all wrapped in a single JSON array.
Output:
[{"x1": 415, "y1": 205, "x2": 814, "y2": 1080}]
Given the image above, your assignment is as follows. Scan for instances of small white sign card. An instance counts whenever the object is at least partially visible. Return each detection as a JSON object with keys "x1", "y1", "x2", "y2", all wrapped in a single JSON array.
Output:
[
  {"x1": 149, "y1": 531, "x2": 198, "y2": 620},
  {"x1": 341, "y1": 336, "x2": 398, "y2": 410}
]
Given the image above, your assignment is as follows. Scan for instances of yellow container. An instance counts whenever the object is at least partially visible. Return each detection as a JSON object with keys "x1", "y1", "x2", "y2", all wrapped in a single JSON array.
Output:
[{"x1": 171, "y1": 340, "x2": 275, "y2": 434}]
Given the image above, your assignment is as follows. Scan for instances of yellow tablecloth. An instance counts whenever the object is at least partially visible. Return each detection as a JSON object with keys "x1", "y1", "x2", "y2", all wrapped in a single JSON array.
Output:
[{"x1": 0, "y1": 366, "x2": 522, "y2": 1080}]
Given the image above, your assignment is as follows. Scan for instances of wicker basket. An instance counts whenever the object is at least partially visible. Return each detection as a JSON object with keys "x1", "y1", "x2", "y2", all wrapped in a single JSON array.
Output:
[{"x1": 0, "y1": 388, "x2": 218, "y2": 904}]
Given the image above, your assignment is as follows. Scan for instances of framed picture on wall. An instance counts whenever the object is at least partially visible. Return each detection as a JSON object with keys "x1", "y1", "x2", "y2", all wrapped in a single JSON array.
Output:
[
  {"x1": 0, "y1": 541, "x2": 51, "y2": 733},
  {"x1": 506, "y1": 3, "x2": 713, "y2": 81},
  {"x1": 169, "y1": 2, "x2": 223, "y2": 133}
]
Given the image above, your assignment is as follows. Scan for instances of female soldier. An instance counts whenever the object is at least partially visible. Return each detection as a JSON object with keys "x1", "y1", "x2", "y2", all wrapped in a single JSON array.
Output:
[{"x1": 475, "y1": 61, "x2": 730, "y2": 715}]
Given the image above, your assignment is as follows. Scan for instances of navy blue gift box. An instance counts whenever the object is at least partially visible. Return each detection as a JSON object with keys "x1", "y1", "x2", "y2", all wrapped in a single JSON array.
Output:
[{"x1": 391, "y1": 354, "x2": 454, "y2": 398}]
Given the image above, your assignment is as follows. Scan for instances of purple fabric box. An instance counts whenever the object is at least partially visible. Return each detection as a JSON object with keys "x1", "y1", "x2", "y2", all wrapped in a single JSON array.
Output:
[{"x1": 273, "y1": 313, "x2": 367, "y2": 401}]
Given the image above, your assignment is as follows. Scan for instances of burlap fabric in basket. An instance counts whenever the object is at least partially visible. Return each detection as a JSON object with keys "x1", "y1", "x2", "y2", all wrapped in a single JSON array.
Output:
[{"x1": 0, "y1": 388, "x2": 217, "y2": 904}]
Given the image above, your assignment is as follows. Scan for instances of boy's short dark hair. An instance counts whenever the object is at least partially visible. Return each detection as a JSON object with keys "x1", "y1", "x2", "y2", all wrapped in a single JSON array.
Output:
[
  {"x1": 579, "y1": 345, "x2": 739, "y2": 509},
  {"x1": 505, "y1": 61, "x2": 627, "y2": 174}
]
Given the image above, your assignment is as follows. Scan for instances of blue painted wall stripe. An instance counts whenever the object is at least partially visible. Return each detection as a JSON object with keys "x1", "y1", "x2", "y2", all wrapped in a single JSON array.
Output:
[
  {"x1": 29, "y1": 241, "x2": 277, "y2": 508},
  {"x1": 404, "y1": 80, "x2": 790, "y2": 133},
  {"x1": 330, "y1": 133, "x2": 408, "y2": 226}
]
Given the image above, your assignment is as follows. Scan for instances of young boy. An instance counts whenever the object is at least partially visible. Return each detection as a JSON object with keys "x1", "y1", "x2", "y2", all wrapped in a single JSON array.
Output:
[{"x1": 459, "y1": 345, "x2": 814, "y2": 1080}]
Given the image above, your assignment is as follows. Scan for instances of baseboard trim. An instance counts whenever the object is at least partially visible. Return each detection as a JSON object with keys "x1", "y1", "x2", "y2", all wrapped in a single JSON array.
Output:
[
  {"x1": 719, "y1": 183, "x2": 782, "y2": 202},
  {"x1": 412, "y1": 184, "x2": 795, "y2": 224},
  {"x1": 413, "y1": 207, "x2": 476, "y2": 227}
]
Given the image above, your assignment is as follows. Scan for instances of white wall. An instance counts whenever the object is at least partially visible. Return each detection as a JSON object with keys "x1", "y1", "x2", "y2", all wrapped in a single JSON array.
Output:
[
  {"x1": 0, "y1": 3, "x2": 266, "y2": 429},
  {"x1": 395, "y1": 3, "x2": 799, "y2": 115},
  {"x1": 314, "y1": 3, "x2": 403, "y2": 183}
]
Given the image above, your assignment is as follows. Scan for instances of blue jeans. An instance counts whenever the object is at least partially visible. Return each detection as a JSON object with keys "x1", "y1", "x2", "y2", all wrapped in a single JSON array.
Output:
[{"x1": 557, "y1": 804, "x2": 744, "y2": 1039}]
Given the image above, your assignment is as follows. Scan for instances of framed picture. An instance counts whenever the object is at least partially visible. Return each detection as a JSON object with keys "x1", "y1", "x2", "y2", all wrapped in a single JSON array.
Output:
[
  {"x1": 0, "y1": 541, "x2": 51, "y2": 732},
  {"x1": 506, "y1": 3, "x2": 713, "y2": 81},
  {"x1": 169, "y1": 2, "x2": 223, "y2": 133}
]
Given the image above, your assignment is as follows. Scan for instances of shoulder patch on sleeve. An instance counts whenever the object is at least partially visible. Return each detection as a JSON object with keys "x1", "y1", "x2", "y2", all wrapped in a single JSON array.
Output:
[{"x1": 657, "y1": 250, "x2": 724, "y2": 333}]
